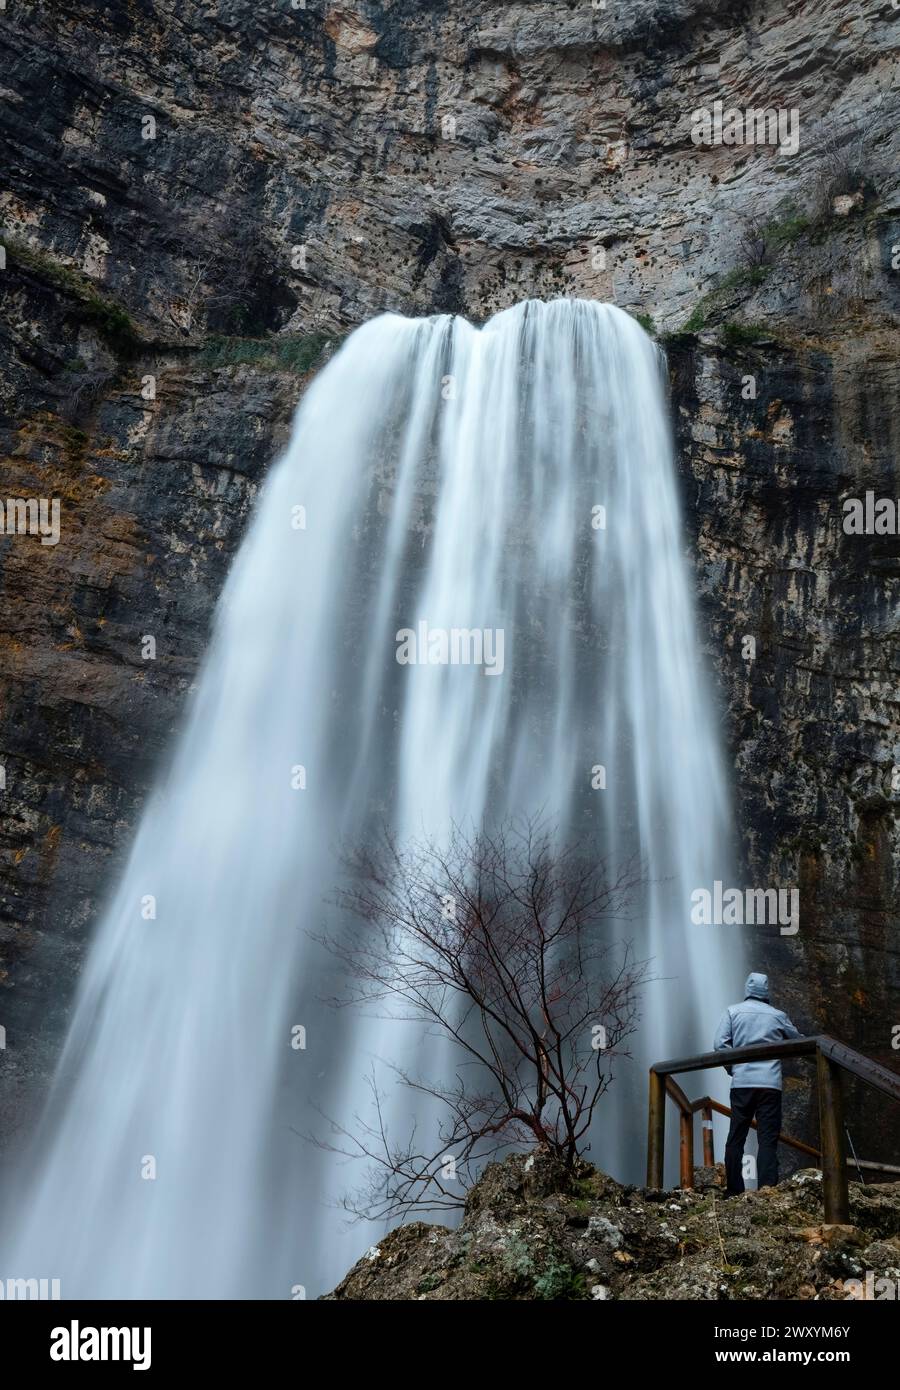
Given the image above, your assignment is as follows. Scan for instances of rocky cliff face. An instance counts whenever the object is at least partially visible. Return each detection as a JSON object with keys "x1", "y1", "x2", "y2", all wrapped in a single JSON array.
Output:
[
  {"x1": 673, "y1": 324, "x2": 900, "y2": 1158},
  {"x1": 0, "y1": 0, "x2": 898, "y2": 1160}
]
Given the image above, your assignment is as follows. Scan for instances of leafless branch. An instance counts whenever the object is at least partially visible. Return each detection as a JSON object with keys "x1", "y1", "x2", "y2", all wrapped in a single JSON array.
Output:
[{"x1": 308, "y1": 816, "x2": 652, "y2": 1221}]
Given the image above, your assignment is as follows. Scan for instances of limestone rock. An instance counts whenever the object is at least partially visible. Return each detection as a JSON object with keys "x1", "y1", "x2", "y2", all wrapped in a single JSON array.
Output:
[{"x1": 323, "y1": 1151, "x2": 900, "y2": 1300}]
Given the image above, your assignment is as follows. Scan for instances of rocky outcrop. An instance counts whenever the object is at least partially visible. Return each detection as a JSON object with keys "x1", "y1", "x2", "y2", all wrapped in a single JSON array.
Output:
[
  {"x1": 324, "y1": 1150, "x2": 900, "y2": 1300},
  {"x1": 0, "y1": 0, "x2": 898, "y2": 1159}
]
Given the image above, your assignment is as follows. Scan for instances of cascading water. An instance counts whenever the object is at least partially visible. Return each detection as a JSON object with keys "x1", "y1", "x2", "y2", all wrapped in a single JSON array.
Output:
[{"x1": 2, "y1": 299, "x2": 743, "y2": 1299}]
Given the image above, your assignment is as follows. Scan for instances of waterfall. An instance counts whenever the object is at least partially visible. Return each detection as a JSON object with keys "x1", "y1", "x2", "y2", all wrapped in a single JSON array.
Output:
[{"x1": 1, "y1": 299, "x2": 742, "y2": 1298}]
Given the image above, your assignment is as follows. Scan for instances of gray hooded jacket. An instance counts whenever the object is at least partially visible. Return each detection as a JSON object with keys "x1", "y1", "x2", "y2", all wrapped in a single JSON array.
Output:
[{"x1": 713, "y1": 973, "x2": 801, "y2": 1090}]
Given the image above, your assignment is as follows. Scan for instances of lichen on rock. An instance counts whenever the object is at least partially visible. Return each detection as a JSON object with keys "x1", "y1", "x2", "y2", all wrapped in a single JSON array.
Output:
[{"x1": 323, "y1": 1151, "x2": 900, "y2": 1301}]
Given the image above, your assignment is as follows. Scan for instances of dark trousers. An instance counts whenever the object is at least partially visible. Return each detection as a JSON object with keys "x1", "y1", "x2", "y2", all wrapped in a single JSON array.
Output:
[{"x1": 724, "y1": 1087, "x2": 782, "y2": 1195}]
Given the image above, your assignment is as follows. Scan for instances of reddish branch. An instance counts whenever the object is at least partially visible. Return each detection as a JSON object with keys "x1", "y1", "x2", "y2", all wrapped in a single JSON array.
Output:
[{"x1": 310, "y1": 818, "x2": 651, "y2": 1222}]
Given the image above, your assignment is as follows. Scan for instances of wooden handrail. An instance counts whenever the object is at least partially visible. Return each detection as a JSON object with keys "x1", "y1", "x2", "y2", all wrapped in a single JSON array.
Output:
[
  {"x1": 651, "y1": 1035, "x2": 900, "y2": 1105},
  {"x1": 662, "y1": 1084, "x2": 823, "y2": 1162},
  {"x1": 648, "y1": 1035, "x2": 900, "y2": 1223},
  {"x1": 652, "y1": 1035, "x2": 818, "y2": 1075},
  {"x1": 816, "y1": 1036, "x2": 900, "y2": 1102},
  {"x1": 692, "y1": 1093, "x2": 821, "y2": 1160},
  {"x1": 681, "y1": 1093, "x2": 900, "y2": 1172}
]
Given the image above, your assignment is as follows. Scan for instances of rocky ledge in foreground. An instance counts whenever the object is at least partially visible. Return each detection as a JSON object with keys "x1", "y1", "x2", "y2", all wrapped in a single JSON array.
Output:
[{"x1": 324, "y1": 1152, "x2": 900, "y2": 1301}]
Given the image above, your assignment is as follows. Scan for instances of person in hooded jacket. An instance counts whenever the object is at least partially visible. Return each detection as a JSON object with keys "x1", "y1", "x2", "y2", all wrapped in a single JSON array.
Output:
[{"x1": 713, "y1": 972, "x2": 801, "y2": 1196}]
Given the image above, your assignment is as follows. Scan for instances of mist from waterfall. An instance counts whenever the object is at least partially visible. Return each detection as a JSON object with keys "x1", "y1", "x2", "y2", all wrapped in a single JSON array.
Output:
[{"x1": 1, "y1": 299, "x2": 743, "y2": 1298}]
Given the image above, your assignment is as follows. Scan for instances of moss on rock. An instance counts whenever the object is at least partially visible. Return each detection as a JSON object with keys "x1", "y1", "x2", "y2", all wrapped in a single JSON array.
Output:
[{"x1": 323, "y1": 1151, "x2": 900, "y2": 1301}]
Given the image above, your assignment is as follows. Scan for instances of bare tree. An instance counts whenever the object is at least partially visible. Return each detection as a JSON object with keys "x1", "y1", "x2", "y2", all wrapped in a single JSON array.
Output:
[
  {"x1": 309, "y1": 818, "x2": 651, "y2": 1222},
  {"x1": 61, "y1": 364, "x2": 114, "y2": 423},
  {"x1": 150, "y1": 253, "x2": 256, "y2": 338},
  {"x1": 736, "y1": 207, "x2": 775, "y2": 270},
  {"x1": 810, "y1": 95, "x2": 889, "y2": 217}
]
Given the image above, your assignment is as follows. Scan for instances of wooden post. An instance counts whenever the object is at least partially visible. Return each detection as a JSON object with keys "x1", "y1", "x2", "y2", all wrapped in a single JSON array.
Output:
[
  {"x1": 647, "y1": 1069, "x2": 666, "y2": 1188},
  {"x1": 817, "y1": 1049, "x2": 849, "y2": 1224},
  {"x1": 679, "y1": 1107, "x2": 694, "y2": 1188},
  {"x1": 701, "y1": 1103, "x2": 715, "y2": 1166}
]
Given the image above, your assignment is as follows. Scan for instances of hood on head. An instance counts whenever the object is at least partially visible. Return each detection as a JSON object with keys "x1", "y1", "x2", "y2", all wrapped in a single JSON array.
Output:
[{"x1": 745, "y1": 972, "x2": 769, "y2": 1001}]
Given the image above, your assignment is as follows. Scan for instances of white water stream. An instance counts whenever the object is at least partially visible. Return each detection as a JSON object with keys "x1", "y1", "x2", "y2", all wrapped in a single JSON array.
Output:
[{"x1": 2, "y1": 299, "x2": 741, "y2": 1297}]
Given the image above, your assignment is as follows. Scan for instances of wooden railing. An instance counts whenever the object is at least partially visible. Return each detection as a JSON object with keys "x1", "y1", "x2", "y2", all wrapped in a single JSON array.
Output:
[{"x1": 647, "y1": 1035, "x2": 900, "y2": 1223}]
